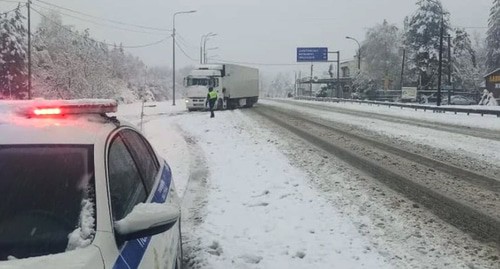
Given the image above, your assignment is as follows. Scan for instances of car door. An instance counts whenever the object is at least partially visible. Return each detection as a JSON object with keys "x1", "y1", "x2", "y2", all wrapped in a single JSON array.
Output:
[
  {"x1": 108, "y1": 129, "x2": 179, "y2": 269},
  {"x1": 107, "y1": 131, "x2": 149, "y2": 269}
]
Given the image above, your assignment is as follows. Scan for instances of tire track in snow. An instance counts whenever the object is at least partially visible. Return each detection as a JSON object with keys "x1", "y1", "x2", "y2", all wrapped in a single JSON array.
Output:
[
  {"x1": 272, "y1": 99, "x2": 500, "y2": 142},
  {"x1": 253, "y1": 105, "x2": 500, "y2": 244},
  {"x1": 178, "y1": 130, "x2": 211, "y2": 269}
]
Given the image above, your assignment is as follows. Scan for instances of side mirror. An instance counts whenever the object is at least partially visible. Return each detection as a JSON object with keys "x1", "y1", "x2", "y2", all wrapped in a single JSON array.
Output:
[{"x1": 114, "y1": 203, "x2": 180, "y2": 241}]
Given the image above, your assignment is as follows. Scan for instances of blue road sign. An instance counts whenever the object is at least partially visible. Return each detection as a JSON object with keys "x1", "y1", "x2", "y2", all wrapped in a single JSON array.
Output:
[{"x1": 297, "y1": 47, "x2": 328, "y2": 62}]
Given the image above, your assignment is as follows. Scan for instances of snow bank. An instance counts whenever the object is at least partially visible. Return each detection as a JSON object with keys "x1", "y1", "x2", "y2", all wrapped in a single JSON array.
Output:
[{"x1": 66, "y1": 199, "x2": 95, "y2": 251}]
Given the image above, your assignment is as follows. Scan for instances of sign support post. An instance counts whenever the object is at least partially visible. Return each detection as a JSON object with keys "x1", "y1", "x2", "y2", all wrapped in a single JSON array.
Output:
[{"x1": 296, "y1": 47, "x2": 340, "y2": 98}]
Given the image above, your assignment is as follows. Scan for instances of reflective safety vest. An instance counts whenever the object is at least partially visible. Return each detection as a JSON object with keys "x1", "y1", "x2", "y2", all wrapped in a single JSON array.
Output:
[{"x1": 208, "y1": 91, "x2": 218, "y2": 100}]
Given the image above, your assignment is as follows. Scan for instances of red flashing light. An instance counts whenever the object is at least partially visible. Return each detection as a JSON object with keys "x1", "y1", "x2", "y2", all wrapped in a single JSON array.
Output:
[
  {"x1": 19, "y1": 99, "x2": 118, "y2": 117},
  {"x1": 33, "y1": 108, "x2": 62, "y2": 116}
]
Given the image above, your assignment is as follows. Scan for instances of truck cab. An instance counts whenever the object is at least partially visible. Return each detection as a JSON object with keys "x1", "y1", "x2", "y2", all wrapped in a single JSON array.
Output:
[
  {"x1": 184, "y1": 65, "x2": 224, "y2": 111},
  {"x1": 184, "y1": 64, "x2": 259, "y2": 111}
]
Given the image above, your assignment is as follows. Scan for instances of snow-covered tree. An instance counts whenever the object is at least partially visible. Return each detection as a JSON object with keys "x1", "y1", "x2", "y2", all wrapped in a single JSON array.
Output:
[
  {"x1": 452, "y1": 28, "x2": 481, "y2": 91},
  {"x1": 361, "y1": 20, "x2": 402, "y2": 90},
  {"x1": 472, "y1": 31, "x2": 488, "y2": 76},
  {"x1": 31, "y1": 10, "x2": 168, "y2": 102},
  {"x1": 486, "y1": 0, "x2": 500, "y2": 72},
  {"x1": 0, "y1": 5, "x2": 27, "y2": 99},
  {"x1": 265, "y1": 73, "x2": 293, "y2": 98},
  {"x1": 405, "y1": 0, "x2": 450, "y2": 89},
  {"x1": 352, "y1": 72, "x2": 379, "y2": 99}
]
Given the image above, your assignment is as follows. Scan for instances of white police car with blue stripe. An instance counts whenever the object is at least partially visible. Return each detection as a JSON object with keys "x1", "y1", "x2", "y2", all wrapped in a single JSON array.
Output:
[{"x1": 0, "y1": 100, "x2": 182, "y2": 269}]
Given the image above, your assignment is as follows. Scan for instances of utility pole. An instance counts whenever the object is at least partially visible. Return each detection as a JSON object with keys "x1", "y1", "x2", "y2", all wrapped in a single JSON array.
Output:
[
  {"x1": 327, "y1": 51, "x2": 340, "y2": 98},
  {"x1": 200, "y1": 41, "x2": 203, "y2": 64},
  {"x1": 447, "y1": 35, "x2": 452, "y2": 104},
  {"x1": 337, "y1": 51, "x2": 340, "y2": 98},
  {"x1": 172, "y1": 19, "x2": 176, "y2": 105},
  {"x1": 172, "y1": 10, "x2": 196, "y2": 106},
  {"x1": 400, "y1": 48, "x2": 406, "y2": 91},
  {"x1": 27, "y1": 0, "x2": 32, "y2": 100},
  {"x1": 310, "y1": 64, "x2": 313, "y2": 96},
  {"x1": 294, "y1": 72, "x2": 297, "y2": 97},
  {"x1": 346, "y1": 36, "x2": 361, "y2": 70},
  {"x1": 436, "y1": 15, "x2": 444, "y2": 106}
]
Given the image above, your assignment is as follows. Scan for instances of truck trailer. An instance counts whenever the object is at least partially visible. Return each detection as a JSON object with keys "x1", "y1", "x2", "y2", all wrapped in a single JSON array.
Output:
[{"x1": 184, "y1": 64, "x2": 259, "y2": 111}]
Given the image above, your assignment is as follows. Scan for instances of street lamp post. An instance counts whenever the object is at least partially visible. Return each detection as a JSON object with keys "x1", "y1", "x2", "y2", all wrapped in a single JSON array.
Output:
[
  {"x1": 437, "y1": 13, "x2": 445, "y2": 106},
  {"x1": 172, "y1": 10, "x2": 196, "y2": 106},
  {"x1": 205, "y1": 47, "x2": 219, "y2": 64},
  {"x1": 346, "y1": 36, "x2": 361, "y2": 70},
  {"x1": 203, "y1": 33, "x2": 217, "y2": 64},
  {"x1": 200, "y1": 33, "x2": 216, "y2": 64}
]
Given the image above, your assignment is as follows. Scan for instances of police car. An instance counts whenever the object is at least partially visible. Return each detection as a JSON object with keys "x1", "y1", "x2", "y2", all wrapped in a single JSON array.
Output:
[{"x1": 0, "y1": 99, "x2": 182, "y2": 269}]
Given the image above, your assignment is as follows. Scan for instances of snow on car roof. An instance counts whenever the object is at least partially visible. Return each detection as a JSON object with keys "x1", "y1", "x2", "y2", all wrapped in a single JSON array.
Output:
[{"x1": 0, "y1": 100, "x2": 118, "y2": 145}]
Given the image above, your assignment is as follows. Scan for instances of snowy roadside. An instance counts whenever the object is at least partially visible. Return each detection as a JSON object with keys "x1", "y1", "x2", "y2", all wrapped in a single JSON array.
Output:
[
  {"x1": 137, "y1": 107, "x2": 392, "y2": 268},
  {"x1": 288, "y1": 99, "x2": 500, "y2": 130},
  {"x1": 262, "y1": 99, "x2": 500, "y2": 169},
  {"x1": 117, "y1": 102, "x2": 499, "y2": 268}
]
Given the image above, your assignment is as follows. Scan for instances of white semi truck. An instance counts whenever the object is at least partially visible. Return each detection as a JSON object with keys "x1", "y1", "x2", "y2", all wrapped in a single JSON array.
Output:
[{"x1": 184, "y1": 64, "x2": 259, "y2": 111}]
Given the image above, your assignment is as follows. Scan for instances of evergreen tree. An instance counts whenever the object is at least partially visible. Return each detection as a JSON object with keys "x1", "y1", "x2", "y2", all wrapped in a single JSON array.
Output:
[
  {"x1": 452, "y1": 28, "x2": 480, "y2": 91},
  {"x1": 0, "y1": 5, "x2": 27, "y2": 99},
  {"x1": 405, "y1": 0, "x2": 450, "y2": 90},
  {"x1": 486, "y1": 0, "x2": 500, "y2": 72}
]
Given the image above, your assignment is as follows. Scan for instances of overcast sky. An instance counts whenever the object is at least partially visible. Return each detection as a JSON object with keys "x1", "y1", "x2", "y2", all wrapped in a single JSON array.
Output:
[{"x1": 1, "y1": 0, "x2": 493, "y2": 76}]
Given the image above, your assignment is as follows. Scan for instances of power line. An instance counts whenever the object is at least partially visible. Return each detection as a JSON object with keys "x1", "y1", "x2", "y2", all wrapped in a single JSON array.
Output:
[
  {"x1": 35, "y1": 0, "x2": 171, "y2": 32},
  {"x1": 176, "y1": 33, "x2": 199, "y2": 50},
  {"x1": 31, "y1": 7, "x2": 171, "y2": 49},
  {"x1": 175, "y1": 40, "x2": 198, "y2": 62},
  {"x1": 32, "y1": 3, "x2": 167, "y2": 36}
]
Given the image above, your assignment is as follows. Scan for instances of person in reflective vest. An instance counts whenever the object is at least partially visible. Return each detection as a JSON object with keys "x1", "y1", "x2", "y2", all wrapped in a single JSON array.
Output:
[{"x1": 206, "y1": 87, "x2": 218, "y2": 118}]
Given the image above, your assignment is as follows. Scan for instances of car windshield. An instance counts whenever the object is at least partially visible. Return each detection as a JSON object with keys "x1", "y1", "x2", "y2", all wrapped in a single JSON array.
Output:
[
  {"x1": 0, "y1": 145, "x2": 95, "y2": 260},
  {"x1": 187, "y1": 78, "x2": 210, "y2": 87}
]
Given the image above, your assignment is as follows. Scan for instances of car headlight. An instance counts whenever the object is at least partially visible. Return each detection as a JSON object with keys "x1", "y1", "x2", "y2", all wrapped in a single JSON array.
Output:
[{"x1": 185, "y1": 99, "x2": 190, "y2": 103}]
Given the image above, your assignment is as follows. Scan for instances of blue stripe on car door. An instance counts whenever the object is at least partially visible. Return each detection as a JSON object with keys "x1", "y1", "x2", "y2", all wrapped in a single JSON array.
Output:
[{"x1": 112, "y1": 164, "x2": 172, "y2": 269}]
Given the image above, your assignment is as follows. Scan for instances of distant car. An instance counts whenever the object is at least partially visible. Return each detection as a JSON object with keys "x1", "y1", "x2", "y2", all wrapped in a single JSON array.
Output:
[
  {"x1": 442, "y1": 95, "x2": 476, "y2": 105},
  {"x1": 0, "y1": 100, "x2": 182, "y2": 269}
]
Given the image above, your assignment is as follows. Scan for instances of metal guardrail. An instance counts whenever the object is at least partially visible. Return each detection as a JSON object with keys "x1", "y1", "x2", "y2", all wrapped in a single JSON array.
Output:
[{"x1": 294, "y1": 96, "x2": 500, "y2": 117}]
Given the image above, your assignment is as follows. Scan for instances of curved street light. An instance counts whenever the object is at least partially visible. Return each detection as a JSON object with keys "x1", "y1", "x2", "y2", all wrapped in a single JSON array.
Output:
[
  {"x1": 346, "y1": 36, "x2": 361, "y2": 70},
  {"x1": 200, "y1": 32, "x2": 217, "y2": 64},
  {"x1": 203, "y1": 33, "x2": 217, "y2": 64},
  {"x1": 172, "y1": 10, "x2": 196, "y2": 106}
]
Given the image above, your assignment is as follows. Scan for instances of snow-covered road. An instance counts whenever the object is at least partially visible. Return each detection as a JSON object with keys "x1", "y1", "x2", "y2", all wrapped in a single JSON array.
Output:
[{"x1": 117, "y1": 101, "x2": 499, "y2": 269}]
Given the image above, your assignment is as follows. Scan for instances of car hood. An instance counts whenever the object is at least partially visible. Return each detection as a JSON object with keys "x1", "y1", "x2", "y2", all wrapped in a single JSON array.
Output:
[{"x1": 0, "y1": 246, "x2": 104, "y2": 269}]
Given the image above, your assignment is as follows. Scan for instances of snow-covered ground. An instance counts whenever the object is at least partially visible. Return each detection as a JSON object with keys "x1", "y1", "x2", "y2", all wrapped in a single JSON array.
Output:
[
  {"x1": 263, "y1": 99, "x2": 500, "y2": 169},
  {"x1": 117, "y1": 101, "x2": 499, "y2": 269},
  {"x1": 118, "y1": 102, "x2": 392, "y2": 268},
  {"x1": 292, "y1": 99, "x2": 500, "y2": 131}
]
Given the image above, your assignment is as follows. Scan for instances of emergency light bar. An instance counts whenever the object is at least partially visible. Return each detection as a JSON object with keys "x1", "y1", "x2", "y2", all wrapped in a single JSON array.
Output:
[
  {"x1": 33, "y1": 108, "x2": 62, "y2": 116},
  {"x1": 20, "y1": 99, "x2": 118, "y2": 117}
]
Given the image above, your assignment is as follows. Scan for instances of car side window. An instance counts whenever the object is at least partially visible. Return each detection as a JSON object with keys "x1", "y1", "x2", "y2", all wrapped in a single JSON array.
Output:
[
  {"x1": 121, "y1": 129, "x2": 160, "y2": 193},
  {"x1": 108, "y1": 134, "x2": 147, "y2": 221}
]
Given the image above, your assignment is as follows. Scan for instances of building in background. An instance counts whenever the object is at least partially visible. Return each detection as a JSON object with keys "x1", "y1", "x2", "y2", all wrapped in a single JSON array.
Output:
[{"x1": 485, "y1": 68, "x2": 500, "y2": 98}]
